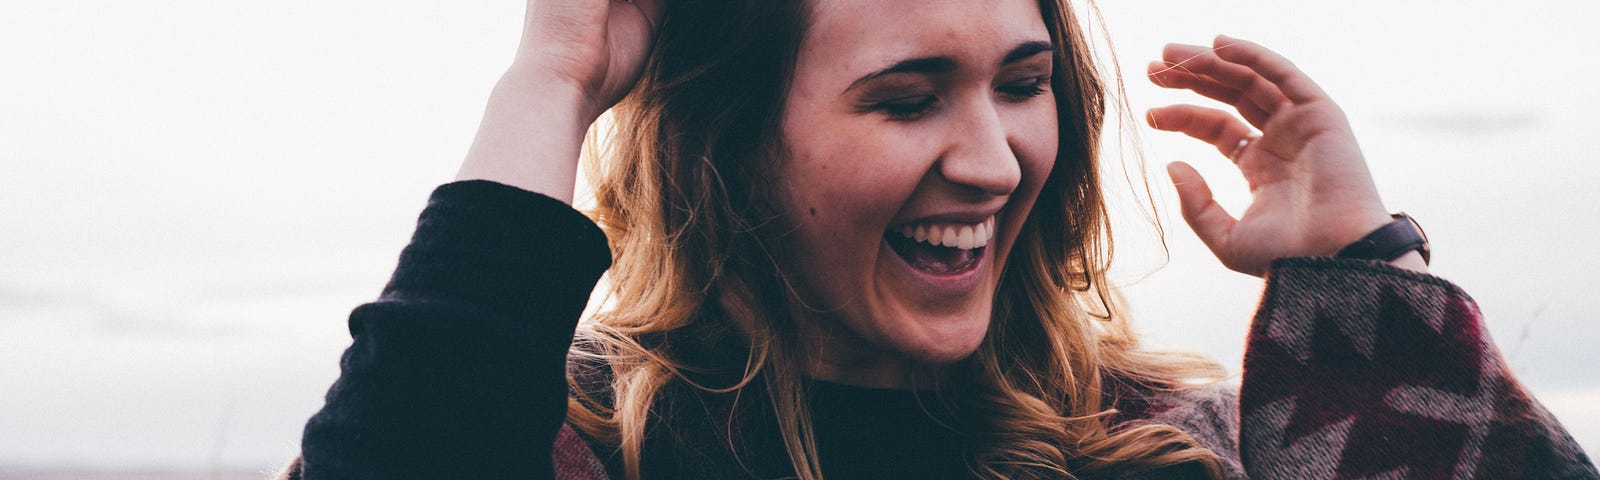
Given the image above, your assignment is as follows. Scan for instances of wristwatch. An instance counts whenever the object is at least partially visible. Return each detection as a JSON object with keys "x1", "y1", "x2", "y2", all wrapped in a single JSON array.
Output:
[{"x1": 1336, "y1": 213, "x2": 1431, "y2": 265}]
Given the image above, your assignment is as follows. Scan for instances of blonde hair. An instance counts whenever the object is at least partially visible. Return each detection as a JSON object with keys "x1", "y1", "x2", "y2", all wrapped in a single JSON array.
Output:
[{"x1": 567, "y1": 0, "x2": 1228, "y2": 478}]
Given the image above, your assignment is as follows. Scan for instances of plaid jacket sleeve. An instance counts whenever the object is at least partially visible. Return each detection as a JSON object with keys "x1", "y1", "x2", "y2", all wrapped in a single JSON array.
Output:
[{"x1": 1239, "y1": 257, "x2": 1597, "y2": 479}]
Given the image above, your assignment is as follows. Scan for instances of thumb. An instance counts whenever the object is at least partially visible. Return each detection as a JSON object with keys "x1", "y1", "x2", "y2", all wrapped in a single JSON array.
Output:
[
  {"x1": 628, "y1": 0, "x2": 666, "y2": 32},
  {"x1": 1166, "y1": 161, "x2": 1237, "y2": 255}
]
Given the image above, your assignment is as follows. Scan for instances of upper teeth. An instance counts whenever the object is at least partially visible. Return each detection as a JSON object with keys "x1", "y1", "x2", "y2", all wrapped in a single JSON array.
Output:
[{"x1": 897, "y1": 217, "x2": 996, "y2": 250}]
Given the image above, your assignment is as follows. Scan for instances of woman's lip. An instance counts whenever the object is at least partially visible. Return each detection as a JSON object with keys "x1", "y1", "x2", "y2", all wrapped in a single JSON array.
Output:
[
  {"x1": 892, "y1": 207, "x2": 1004, "y2": 227},
  {"x1": 880, "y1": 238, "x2": 989, "y2": 296}
]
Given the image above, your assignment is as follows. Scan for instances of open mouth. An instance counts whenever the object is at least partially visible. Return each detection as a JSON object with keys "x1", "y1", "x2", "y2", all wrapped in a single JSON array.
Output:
[{"x1": 884, "y1": 217, "x2": 995, "y2": 275}]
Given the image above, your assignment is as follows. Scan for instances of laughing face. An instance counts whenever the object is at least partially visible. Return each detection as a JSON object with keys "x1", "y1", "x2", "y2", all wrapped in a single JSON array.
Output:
[{"x1": 776, "y1": 0, "x2": 1059, "y2": 385}]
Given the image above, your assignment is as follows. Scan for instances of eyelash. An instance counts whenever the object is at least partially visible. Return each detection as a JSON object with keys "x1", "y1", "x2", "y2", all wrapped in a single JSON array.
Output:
[
  {"x1": 999, "y1": 76, "x2": 1051, "y2": 100},
  {"x1": 873, "y1": 76, "x2": 1052, "y2": 121},
  {"x1": 877, "y1": 96, "x2": 940, "y2": 121}
]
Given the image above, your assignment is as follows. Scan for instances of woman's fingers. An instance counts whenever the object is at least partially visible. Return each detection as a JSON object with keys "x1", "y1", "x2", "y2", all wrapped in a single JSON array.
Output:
[
  {"x1": 1161, "y1": 43, "x2": 1289, "y2": 117},
  {"x1": 1211, "y1": 35, "x2": 1329, "y2": 104},
  {"x1": 1147, "y1": 61, "x2": 1270, "y2": 128},
  {"x1": 1166, "y1": 161, "x2": 1237, "y2": 260},
  {"x1": 1146, "y1": 105, "x2": 1258, "y2": 162}
]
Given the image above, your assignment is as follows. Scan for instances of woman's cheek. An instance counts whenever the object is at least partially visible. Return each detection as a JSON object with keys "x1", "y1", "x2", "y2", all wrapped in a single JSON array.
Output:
[
  {"x1": 832, "y1": 125, "x2": 938, "y2": 205},
  {"x1": 1015, "y1": 105, "x2": 1059, "y2": 186}
]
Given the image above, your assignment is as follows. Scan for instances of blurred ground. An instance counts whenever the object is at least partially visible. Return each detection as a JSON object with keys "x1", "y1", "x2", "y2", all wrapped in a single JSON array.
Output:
[{"x1": 0, "y1": 466, "x2": 266, "y2": 480}]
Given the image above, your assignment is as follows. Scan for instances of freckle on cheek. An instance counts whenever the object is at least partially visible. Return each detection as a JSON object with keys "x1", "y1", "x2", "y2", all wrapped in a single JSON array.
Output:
[{"x1": 810, "y1": 208, "x2": 817, "y2": 216}]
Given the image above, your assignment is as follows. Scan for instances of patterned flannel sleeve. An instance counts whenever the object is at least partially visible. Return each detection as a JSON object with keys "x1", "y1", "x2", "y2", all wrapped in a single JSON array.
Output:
[{"x1": 1239, "y1": 257, "x2": 1597, "y2": 479}]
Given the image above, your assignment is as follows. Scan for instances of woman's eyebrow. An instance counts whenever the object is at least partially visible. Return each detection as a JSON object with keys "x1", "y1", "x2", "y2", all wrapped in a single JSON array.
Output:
[
  {"x1": 1003, "y1": 41, "x2": 1054, "y2": 64},
  {"x1": 845, "y1": 40, "x2": 1055, "y2": 93},
  {"x1": 847, "y1": 57, "x2": 957, "y2": 92}
]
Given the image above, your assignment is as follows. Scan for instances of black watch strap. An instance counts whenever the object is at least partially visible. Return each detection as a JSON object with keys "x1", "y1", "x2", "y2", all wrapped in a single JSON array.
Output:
[{"x1": 1336, "y1": 213, "x2": 1431, "y2": 265}]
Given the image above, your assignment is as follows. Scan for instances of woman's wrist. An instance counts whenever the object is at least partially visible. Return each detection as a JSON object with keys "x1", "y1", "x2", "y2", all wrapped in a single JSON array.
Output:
[
  {"x1": 1335, "y1": 213, "x2": 1431, "y2": 274},
  {"x1": 497, "y1": 63, "x2": 604, "y2": 123},
  {"x1": 1387, "y1": 250, "x2": 1430, "y2": 274},
  {"x1": 455, "y1": 67, "x2": 595, "y2": 204}
]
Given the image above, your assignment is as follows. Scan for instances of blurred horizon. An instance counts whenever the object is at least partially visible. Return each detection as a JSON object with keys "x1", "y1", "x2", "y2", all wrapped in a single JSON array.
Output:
[
  {"x1": 2, "y1": 0, "x2": 1596, "y2": 474},
  {"x1": 0, "y1": 466, "x2": 263, "y2": 480}
]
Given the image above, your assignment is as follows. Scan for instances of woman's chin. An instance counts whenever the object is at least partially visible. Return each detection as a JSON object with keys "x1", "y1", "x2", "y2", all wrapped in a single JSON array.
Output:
[
  {"x1": 869, "y1": 240, "x2": 1004, "y2": 366},
  {"x1": 886, "y1": 313, "x2": 992, "y2": 366}
]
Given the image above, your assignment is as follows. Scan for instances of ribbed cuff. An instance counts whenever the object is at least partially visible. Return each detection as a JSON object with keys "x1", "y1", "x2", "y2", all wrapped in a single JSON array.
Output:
[{"x1": 380, "y1": 180, "x2": 612, "y2": 320}]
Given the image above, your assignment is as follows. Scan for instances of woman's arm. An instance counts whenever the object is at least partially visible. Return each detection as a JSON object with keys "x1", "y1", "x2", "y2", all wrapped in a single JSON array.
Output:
[
  {"x1": 1149, "y1": 37, "x2": 1598, "y2": 478},
  {"x1": 1241, "y1": 258, "x2": 1596, "y2": 478},
  {"x1": 455, "y1": 0, "x2": 663, "y2": 204},
  {"x1": 288, "y1": 0, "x2": 663, "y2": 477},
  {"x1": 293, "y1": 182, "x2": 612, "y2": 479}
]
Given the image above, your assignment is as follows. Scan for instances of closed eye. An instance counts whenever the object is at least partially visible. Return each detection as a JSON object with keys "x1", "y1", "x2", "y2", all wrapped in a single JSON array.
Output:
[
  {"x1": 875, "y1": 95, "x2": 940, "y2": 121},
  {"x1": 998, "y1": 76, "x2": 1050, "y2": 101}
]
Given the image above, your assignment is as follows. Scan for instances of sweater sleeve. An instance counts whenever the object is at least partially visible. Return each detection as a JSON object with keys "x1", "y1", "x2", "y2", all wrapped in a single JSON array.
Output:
[
  {"x1": 1238, "y1": 257, "x2": 1598, "y2": 479},
  {"x1": 293, "y1": 180, "x2": 612, "y2": 480}
]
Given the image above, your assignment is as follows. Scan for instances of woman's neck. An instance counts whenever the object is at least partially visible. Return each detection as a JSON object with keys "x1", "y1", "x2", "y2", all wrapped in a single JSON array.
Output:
[
  {"x1": 797, "y1": 319, "x2": 951, "y2": 390},
  {"x1": 719, "y1": 296, "x2": 953, "y2": 389}
]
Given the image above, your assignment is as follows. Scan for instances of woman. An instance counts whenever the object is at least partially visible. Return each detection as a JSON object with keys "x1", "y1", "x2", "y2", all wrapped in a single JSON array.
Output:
[{"x1": 280, "y1": 0, "x2": 1596, "y2": 478}]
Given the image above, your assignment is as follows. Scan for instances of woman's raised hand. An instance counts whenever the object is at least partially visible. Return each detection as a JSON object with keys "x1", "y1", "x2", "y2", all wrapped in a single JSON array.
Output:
[
  {"x1": 457, "y1": 0, "x2": 663, "y2": 203},
  {"x1": 1146, "y1": 35, "x2": 1420, "y2": 277},
  {"x1": 512, "y1": 0, "x2": 664, "y2": 122}
]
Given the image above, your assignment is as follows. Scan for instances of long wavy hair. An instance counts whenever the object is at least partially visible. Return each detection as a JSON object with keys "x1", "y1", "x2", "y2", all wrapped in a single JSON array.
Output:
[{"x1": 567, "y1": 0, "x2": 1228, "y2": 478}]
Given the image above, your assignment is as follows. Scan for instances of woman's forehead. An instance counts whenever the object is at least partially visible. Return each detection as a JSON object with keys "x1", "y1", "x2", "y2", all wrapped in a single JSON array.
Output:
[{"x1": 800, "y1": 0, "x2": 1052, "y2": 70}]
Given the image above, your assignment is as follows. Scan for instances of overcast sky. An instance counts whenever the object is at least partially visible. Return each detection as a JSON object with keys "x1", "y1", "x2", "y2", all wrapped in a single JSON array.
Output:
[{"x1": 2, "y1": 0, "x2": 1596, "y2": 472}]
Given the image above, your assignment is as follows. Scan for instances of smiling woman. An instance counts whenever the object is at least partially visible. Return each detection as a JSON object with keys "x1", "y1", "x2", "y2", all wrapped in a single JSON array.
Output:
[
  {"x1": 273, "y1": 0, "x2": 1597, "y2": 479},
  {"x1": 568, "y1": 0, "x2": 1231, "y2": 477},
  {"x1": 776, "y1": 0, "x2": 1060, "y2": 373}
]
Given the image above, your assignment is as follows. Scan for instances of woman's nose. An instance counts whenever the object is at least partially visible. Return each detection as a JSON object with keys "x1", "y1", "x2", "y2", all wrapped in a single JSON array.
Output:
[{"x1": 937, "y1": 103, "x2": 1022, "y2": 197}]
